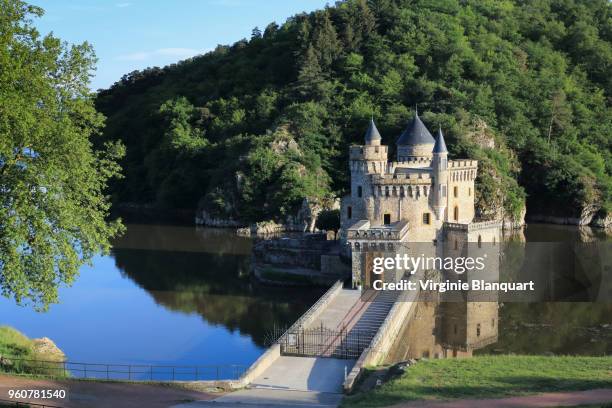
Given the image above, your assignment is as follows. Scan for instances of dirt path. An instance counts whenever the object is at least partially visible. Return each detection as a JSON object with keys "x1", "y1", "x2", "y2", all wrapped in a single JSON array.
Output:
[
  {"x1": 0, "y1": 374, "x2": 219, "y2": 408},
  {"x1": 389, "y1": 388, "x2": 612, "y2": 407}
]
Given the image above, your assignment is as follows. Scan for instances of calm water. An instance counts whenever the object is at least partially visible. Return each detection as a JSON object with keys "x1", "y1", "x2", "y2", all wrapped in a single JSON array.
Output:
[
  {"x1": 386, "y1": 224, "x2": 612, "y2": 361},
  {"x1": 1, "y1": 224, "x2": 324, "y2": 368},
  {"x1": 1, "y1": 223, "x2": 610, "y2": 369}
]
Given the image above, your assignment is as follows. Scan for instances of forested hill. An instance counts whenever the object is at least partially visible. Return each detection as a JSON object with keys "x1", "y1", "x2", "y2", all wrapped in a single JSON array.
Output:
[{"x1": 95, "y1": 0, "x2": 612, "y2": 225}]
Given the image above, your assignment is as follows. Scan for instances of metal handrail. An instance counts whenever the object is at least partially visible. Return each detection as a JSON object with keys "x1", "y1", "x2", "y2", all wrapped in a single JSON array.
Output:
[
  {"x1": 275, "y1": 280, "x2": 343, "y2": 345},
  {"x1": 0, "y1": 357, "x2": 246, "y2": 382}
]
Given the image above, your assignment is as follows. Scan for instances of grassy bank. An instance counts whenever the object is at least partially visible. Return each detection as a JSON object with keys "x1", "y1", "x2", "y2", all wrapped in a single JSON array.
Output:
[
  {"x1": 343, "y1": 356, "x2": 612, "y2": 407},
  {"x1": 0, "y1": 326, "x2": 65, "y2": 375}
]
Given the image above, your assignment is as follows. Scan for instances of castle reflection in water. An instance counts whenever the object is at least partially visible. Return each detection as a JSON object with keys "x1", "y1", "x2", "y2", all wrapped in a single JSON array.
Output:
[{"x1": 386, "y1": 299, "x2": 498, "y2": 362}]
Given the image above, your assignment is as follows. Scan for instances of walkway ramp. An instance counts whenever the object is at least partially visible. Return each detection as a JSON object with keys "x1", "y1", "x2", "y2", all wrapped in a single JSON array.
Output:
[
  {"x1": 250, "y1": 356, "x2": 354, "y2": 393},
  {"x1": 172, "y1": 389, "x2": 342, "y2": 408}
]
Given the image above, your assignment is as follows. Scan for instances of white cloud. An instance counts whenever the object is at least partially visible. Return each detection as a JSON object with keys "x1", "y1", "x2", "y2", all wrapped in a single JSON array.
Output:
[
  {"x1": 116, "y1": 48, "x2": 206, "y2": 62},
  {"x1": 116, "y1": 2, "x2": 132, "y2": 7}
]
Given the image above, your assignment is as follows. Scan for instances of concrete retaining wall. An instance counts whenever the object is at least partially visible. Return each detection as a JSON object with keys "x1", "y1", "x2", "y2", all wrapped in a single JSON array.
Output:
[
  {"x1": 236, "y1": 280, "x2": 344, "y2": 388},
  {"x1": 343, "y1": 286, "x2": 419, "y2": 393}
]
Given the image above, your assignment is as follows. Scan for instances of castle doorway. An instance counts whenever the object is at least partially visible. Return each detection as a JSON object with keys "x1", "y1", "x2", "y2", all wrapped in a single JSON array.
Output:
[{"x1": 384, "y1": 213, "x2": 391, "y2": 224}]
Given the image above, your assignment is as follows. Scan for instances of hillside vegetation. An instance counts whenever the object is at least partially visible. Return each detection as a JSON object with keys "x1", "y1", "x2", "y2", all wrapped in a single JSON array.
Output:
[{"x1": 96, "y1": 0, "x2": 612, "y2": 224}]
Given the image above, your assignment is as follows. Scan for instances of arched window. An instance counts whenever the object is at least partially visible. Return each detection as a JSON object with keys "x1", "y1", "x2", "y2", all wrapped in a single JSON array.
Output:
[
  {"x1": 357, "y1": 186, "x2": 362, "y2": 198},
  {"x1": 454, "y1": 186, "x2": 458, "y2": 197},
  {"x1": 454, "y1": 206, "x2": 459, "y2": 221},
  {"x1": 477, "y1": 323, "x2": 481, "y2": 337},
  {"x1": 347, "y1": 206, "x2": 352, "y2": 219}
]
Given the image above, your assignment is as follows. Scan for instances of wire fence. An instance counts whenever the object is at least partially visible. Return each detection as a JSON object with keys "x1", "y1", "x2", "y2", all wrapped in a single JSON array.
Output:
[{"x1": 0, "y1": 357, "x2": 246, "y2": 382}]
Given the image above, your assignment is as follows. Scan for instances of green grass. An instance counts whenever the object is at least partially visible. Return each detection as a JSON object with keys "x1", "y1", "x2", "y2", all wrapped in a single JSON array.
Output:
[
  {"x1": 342, "y1": 356, "x2": 612, "y2": 407},
  {"x1": 0, "y1": 326, "x2": 39, "y2": 359},
  {"x1": 0, "y1": 326, "x2": 64, "y2": 376}
]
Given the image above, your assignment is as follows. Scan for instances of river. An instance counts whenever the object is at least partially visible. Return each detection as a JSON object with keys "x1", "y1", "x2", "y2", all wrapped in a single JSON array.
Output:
[{"x1": 1, "y1": 223, "x2": 610, "y2": 372}]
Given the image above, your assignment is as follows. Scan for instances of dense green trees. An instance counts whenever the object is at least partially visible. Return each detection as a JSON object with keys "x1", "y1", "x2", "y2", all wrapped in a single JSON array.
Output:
[
  {"x1": 0, "y1": 1, "x2": 124, "y2": 309},
  {"x1": 96, "y1": 0, "x2": 611, "y2": 223}
]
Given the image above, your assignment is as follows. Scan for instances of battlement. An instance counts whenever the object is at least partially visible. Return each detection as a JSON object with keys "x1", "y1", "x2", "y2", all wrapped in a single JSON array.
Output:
[
  {"x1": 347, "y1": 220, "x2": 410, "y2": 242},
  {"x1": 395, "y1": 157, "x2": 432, "y2": 166},
  {"x1": 449, "y1": 160, "x2": 477, "y2": 168},
  {"x1": 349, "y1": 145, "x2": 388, "y2": 161},
  {"x1": 444, "y1": 220, "x2": 502, "y2": 232},
  {"x1": 372, "y1": 172, "x2": 431, "y2": 182}
]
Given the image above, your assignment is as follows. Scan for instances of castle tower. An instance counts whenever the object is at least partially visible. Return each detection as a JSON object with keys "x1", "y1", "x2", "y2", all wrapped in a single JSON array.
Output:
[
  {"x1": 396, "y1": 109, "x2": 435, "y2": 162},
  {"x1": 345, "y1": 119, "x2": 388, "y2": 224},
  {"x1": 364, "y1": 117, "x2": 381, "y2": 146},
  {"x1": 432, "y1": 126, "x2": 448, "y2": 220}
]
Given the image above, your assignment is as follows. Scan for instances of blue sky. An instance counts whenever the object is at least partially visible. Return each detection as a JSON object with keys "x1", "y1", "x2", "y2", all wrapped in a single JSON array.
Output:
[{"x1": 33, "y1": 0, "x2": 329, "y2": 90}]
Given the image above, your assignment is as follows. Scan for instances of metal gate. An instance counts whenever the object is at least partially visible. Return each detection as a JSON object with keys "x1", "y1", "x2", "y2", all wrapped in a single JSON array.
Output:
[{"x1": 270, "y1": 325, "x2": 374, "y2": 359}]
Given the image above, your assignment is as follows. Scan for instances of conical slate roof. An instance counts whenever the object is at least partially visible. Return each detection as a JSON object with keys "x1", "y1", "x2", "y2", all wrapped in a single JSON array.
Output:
[
  {"x1": 396, "y1": 110, "x2": 435, "y2": 146},
  {"x1": 364, "y1": 118, "x2": 381, "y2": 144},
  {"x1": 433, "y1": 126, "x2": 448, "y2": 153}
]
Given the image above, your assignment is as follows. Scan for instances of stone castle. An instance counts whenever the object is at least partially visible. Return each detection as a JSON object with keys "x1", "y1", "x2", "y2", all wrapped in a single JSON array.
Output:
[{"x1": 341, "y1": 110, "x2": 501, "y2": 287}]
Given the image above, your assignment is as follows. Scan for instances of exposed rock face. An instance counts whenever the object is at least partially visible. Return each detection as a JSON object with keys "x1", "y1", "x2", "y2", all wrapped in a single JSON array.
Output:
[
  {"x1": 195, "y1": 210, "x2": 244, "y2": 227},
  {"x1": 232, "y1": 197, "x2": 341, "y2": 236},
  {"x1": 527, "y1": 204, "x2": 608, "y2": 228},
  {"x1": 32, "y1": 337, "x2": 65, "y2": 362},
  {"x1": 501, "y1": 206, "x2": 526, "y2": 230},
  {"x1": 591, "y1": 212, "x2": 612, "y2": 229}
]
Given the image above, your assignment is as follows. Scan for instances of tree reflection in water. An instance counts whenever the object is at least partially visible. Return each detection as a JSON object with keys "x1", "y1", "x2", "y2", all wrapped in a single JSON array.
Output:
[{"x1": 110, "y1": 225, "x2": 325, "y2": 347}]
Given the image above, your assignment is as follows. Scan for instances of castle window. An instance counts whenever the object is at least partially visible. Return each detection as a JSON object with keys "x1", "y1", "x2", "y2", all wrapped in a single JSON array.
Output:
[
  {"x1": 492, "y1": 319, "x2": 495, "y2": 328},
  {"x1": 422, "y1": 213, "x2": 431, "y2": 225},
  {"x1": 383, "y1": 214, "x2": 391, "y2": 225},
  {"x1": 454, "y1": 240, "x2": 458, "y2": 250},
  {"x1": 477, "y1": 324, "x2": 481, "y2": 337},
  {"x1": 493, "y1": 236, "x2": 496, "y2": 246},
  {"x1": 453, "y1": 206, "x2": 459, "y2": 221},
  {"x1": 468, "y1": 187, "x2": 472, "y2": 196},
  {"x1": 385, "y1": 187, "x2": 389, "y2": 197},
  {"x1": 357, "y1": 186, "x2": 362, "y2": 198},
  {"x1": 453, "y1": 186, "x2": 458, "y2": 197},
  {"x1": 478, "y1": 235, "x2": 482, "y2": 248},
  {"x1": 442, "y1": 185, "x2": 446, "y2": 197},
  {"x1": 347, "y1": 206, "x2": 352, "y2": 219}
]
